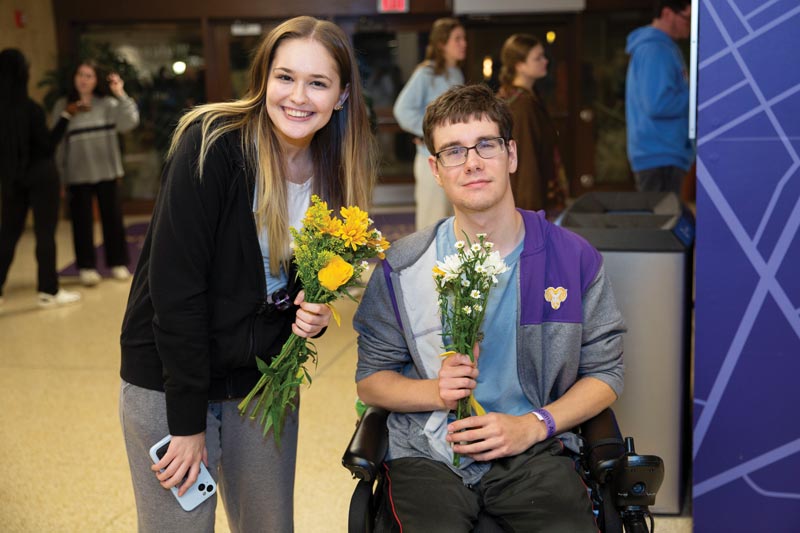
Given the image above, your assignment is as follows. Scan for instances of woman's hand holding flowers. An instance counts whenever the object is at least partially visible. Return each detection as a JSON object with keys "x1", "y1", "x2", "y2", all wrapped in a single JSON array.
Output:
[{"x1": 290, "y1": 290, "x2": 332, "y2": 338}]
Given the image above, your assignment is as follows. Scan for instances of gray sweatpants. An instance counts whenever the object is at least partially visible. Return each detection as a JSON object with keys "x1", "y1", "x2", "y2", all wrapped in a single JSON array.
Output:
[{"x1": 119, "y1": 380, "x2": 298, "y2": 533}]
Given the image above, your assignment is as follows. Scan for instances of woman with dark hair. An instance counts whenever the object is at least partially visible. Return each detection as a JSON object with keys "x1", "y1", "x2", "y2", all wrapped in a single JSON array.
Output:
[
  {"x1": 393, "y1": 17, "x2": 467, "y2": 230},
  {"x1": 119, "y1": 16, "x2": 376, "y2": 532},
  {"x1": 497, "y1": 34, "x2": 568, "y2": 213},
  {"x1": 0, "y1": 48, "x2": 81, "y2": 307},
  {"x1": 52, "y1": 59, "x2": 139, "y2": 286}
]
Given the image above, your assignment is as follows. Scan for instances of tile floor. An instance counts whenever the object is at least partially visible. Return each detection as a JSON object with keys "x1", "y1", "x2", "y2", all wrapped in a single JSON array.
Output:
[{"x1": 0, "y1": 213, "x2": 692, "y2": 532}]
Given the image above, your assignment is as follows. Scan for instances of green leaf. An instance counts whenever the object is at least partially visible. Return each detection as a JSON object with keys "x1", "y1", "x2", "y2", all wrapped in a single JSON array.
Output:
[{"x1": 255, "y1": 355, "x2": 271, "y2": 374}]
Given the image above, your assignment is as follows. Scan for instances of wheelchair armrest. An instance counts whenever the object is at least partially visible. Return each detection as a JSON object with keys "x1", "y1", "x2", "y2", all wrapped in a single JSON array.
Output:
[
  {"x1": 580, "y1": 408, "x2": 626, "y2": 484},
  {"x1": 342, "y1": 406, "x2": 390, "y2": 483}
]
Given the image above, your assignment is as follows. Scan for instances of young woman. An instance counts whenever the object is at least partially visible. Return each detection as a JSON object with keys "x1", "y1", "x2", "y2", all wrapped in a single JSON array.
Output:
[
  {"x1": 52, "y1": 60, "x2": 139, "y2": 286},
  {"x1": 0, "y1": 48, "x2": 81, "y2": 307},
  {"x1": 393, "y1": 17, "x2": 467, "y2": 230},
  {"x1": 119, "y1": 16, "x2": 376, "y2": 532},
  {"x1": 497, "y1": 34, "x2": 568, "y2": 213}
]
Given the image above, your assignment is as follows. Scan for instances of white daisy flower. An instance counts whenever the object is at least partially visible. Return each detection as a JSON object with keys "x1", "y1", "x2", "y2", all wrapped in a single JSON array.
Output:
[{"x1": 437, "y1": 254, "x2": 463, "y2": 281}]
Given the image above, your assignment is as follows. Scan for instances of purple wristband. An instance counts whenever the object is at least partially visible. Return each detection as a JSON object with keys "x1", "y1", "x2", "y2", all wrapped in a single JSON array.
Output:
[{"x1": 532, "y1": 408, "x2": 557, "y2": 438}]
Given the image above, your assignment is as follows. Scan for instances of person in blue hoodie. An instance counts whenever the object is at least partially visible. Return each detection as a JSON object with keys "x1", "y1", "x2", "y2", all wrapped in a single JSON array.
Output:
[{"x1": 625, "y1": 0, "x2": 694, "y2": 194}]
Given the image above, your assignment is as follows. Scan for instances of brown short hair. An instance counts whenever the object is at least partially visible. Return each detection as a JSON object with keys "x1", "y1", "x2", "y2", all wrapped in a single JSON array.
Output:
[{"x1": 422, "y1": 84, "x2": 513, "y2": 154}]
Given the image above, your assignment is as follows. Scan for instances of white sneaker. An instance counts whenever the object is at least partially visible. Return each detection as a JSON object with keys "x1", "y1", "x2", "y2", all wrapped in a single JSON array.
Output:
[
  {"x1": 79, "y1": 268, "x2": 102, "y2": 286},
  {"x1": 111, "y1": 265, "x2": 132, "y2": 280},
  {"x1": 38, "y1": 289, "x2": 82, "y2": 308}
]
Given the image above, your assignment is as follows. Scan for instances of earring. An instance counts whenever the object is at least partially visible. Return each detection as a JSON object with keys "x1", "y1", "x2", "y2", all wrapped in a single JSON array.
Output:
[{"x1": 334, "y1": 104, "x2": 343, "y2": 111}]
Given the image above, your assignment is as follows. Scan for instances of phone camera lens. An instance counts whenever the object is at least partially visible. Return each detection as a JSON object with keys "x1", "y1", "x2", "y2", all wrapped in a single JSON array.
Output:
[
  {"x1": 207, "y1": 484, "x2": 214, "y2": 493},
  {"x1": 198, "y1": 484, "x2": 206, "y2": 491}
]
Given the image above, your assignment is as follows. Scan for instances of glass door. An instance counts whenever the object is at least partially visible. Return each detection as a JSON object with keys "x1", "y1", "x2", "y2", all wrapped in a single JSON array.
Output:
[
  {"x1": 76, "y1": 23, "x2": 206, "y2": 208},
  {"x1": 573, "y1": 8, "x2": 653, "y2": 193}
]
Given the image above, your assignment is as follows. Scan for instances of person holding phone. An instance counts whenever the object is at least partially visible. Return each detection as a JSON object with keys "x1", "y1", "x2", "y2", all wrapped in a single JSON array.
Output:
[
  {"x1": 52, "y1": 60, "x2": 139, "y2": 287},
  {"x1": 119, "y1": 16, "x2": 376, "y2": 532}
]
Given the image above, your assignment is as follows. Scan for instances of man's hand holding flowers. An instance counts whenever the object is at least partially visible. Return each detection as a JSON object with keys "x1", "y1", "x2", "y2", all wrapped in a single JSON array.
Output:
[
  {"x1": 446, "y1": 410, "x2": 544, "y2": 463},
  {"x1": 437, "y1": 346, "x2": 480, "y2": 411}
]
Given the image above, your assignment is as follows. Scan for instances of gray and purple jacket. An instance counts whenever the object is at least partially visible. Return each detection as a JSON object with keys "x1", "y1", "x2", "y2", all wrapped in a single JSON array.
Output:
[{"x1": 354, "y1": 209, "x2": 625, "y2": 484}]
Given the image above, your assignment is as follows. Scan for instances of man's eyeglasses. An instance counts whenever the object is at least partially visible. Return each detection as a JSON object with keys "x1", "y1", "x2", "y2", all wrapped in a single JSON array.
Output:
[{"x1": 434, "y1": 137, "x2": 508, "y2": 167}]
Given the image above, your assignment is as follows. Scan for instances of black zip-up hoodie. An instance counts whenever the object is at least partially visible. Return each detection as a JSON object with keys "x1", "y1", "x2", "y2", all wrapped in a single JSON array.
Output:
[{"x1": 120, "y1": 123, "x2": 299, "y2": 436}]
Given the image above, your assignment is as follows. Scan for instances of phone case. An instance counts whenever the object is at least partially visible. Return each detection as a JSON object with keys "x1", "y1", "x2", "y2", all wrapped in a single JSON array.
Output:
[{"x1": 149, "y1": 435, "x2": 217, "y2": 511}]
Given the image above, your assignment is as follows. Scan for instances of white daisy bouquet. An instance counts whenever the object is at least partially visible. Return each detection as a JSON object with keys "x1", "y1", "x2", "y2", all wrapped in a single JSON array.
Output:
[{"x1": 432, "y1": 232, "x2": 509, "y2": 465}]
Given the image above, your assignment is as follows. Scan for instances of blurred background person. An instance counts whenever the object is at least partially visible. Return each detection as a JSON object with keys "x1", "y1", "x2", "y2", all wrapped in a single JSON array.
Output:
[
  {"x1": 625, "y1": 0, "x2": 693, "y2": 194},
  {"x1": 52, "y1": 60, "x2": 140, "y2": 287},
  {"x1": 0, "y1": 48, "x2": 81, "y2": 308},
  {"x1": 497, "y1": 33, "x2": 567, "y2": 215},
  {"x1": 393, "y1": 17, "x2": 466, "y2": 230}
]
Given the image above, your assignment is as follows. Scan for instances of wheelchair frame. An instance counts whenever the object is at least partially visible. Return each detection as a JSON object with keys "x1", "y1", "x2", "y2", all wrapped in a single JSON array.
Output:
[{"x1": 342, "y1": 406, "x2": 664, "y2": 533}]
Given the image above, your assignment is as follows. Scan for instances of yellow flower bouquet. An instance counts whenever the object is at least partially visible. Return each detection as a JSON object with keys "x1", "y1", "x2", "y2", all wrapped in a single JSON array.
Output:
[{"x1": 238, "y1": 195, "x2": 390, "y2": 443}]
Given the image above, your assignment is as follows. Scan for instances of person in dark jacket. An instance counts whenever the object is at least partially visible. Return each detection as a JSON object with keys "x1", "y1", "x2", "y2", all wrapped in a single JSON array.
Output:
[
  {"x1": 497, "y1": 34, "x2": 568, "y2": 214},
  {"x1": 0, "y1": 48, "x2": 81, "y2": 307},
  {"x1": 119, "y1": 16, "x2": 376, "y2": 532}
]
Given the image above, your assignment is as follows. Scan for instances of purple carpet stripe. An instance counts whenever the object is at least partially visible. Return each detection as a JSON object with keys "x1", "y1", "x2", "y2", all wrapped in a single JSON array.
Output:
[{"x1": 58, "y1": 222, "x2": 149, "y2": 277}]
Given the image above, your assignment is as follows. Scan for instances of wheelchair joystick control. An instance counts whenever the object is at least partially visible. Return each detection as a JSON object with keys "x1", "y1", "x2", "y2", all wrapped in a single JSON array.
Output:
[
  {"x1": 625, "y1": 437, "x2": 636, "y2": 454},
  {"x1": 608, "y1": 436, "x2": 665, "y2": 533}
]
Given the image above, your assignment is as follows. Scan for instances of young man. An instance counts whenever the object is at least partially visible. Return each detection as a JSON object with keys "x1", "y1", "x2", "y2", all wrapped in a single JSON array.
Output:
[
  {"x1": 354, "y1": 84, "x2": 625, "y2": 531},
  {"x1": 625, "y1": 0, "x2": 695, "y2": 194}
]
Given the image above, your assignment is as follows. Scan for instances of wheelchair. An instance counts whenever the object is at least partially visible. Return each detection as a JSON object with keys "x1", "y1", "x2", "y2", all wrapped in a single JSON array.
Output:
[{"x1": 342, "y1": 406, "x2": 664, "y2": 533}]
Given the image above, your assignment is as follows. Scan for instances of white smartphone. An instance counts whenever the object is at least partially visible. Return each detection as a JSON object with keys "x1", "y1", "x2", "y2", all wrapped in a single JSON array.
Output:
[{"x1": 149, "y1": 435, "x2": 217, "y2": 511}]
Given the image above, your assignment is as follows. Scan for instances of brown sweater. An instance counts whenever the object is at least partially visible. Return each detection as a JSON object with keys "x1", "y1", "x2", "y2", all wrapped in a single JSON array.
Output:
[{"x1": 497, "y1": 86, "x2": 562, "y2": 211}]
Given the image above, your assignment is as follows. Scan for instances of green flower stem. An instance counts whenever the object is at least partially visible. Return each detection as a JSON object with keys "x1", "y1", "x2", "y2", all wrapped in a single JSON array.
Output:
[{"x1": 238, "y1": 333, "x2": 305, "y2": 445}]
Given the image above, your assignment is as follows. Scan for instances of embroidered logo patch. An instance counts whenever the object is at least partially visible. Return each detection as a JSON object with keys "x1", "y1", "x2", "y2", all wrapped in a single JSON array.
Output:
[{"x1": 544, "y1": 287, "x2": 568, "y2": 310}]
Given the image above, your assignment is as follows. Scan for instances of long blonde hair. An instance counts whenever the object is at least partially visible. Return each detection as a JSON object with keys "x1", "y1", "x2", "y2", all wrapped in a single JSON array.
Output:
[
  {"x1": 423, "y1": 18, "x2": 463, "y2": 77},
  {"x1": 168, "y1": 16, "x2": 376, "y2": 274}
]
